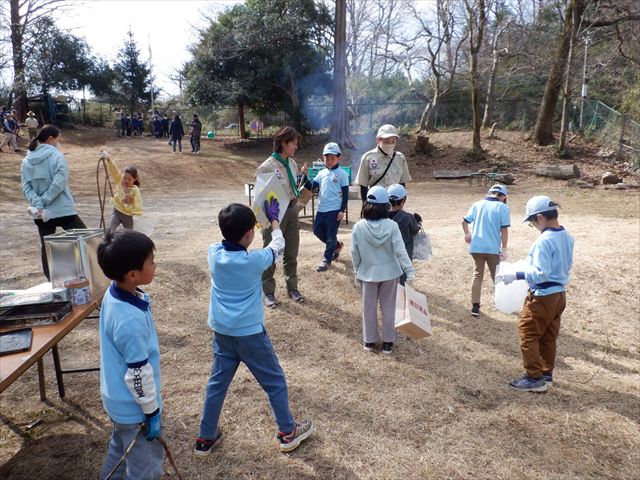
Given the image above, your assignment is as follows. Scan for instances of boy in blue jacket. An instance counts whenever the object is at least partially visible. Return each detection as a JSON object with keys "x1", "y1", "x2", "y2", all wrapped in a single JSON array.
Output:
[
  {"x1": 97, "y1": 230, "x2": 163, "y2": 480},
  {"x1": 500, "y1": 196, "x2": 574, "y2": 392},
  {"x1": 195, "y1": 200, "x2": 314, "y2": 456},
  {"x1": 462, "y1": 184, "x2": 510, "y2": 317}
]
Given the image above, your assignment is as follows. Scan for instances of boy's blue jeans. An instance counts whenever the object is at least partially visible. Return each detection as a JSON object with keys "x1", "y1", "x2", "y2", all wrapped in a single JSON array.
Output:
[
  {"x1": 99, "y1": 419, "x2": 164, "y2": 480},
  {"x1": 313, "y1": 210, "x2": 340, "y2": 261},
  {"x1": 198, "y1": 330, "x2": 295, "y2": 439}
]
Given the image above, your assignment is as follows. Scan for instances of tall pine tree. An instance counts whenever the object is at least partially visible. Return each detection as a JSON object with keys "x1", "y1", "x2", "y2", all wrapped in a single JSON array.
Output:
[{"x1": 113, "y1": 30, "x2": 152, "y2": 113}]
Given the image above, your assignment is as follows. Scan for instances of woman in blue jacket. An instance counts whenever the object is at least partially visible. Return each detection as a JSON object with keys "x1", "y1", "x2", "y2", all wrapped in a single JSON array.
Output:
[{"x1": 21, "y1": 125, "x2": 86, "y2": 279}]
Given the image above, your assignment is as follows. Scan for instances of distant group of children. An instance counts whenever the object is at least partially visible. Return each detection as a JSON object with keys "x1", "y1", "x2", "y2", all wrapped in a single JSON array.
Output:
[{"x1": 73, "y1": 123, "x2": 573, "y2": 478}]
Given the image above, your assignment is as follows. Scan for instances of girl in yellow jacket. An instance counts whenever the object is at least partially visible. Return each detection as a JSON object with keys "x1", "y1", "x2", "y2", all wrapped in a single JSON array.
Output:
[{"x1": 100, "y1": 150, "x2": 143, "y2": 233}]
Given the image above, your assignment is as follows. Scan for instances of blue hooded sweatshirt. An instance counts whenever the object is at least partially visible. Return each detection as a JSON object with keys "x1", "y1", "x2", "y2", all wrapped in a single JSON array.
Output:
[{"x1": 21, "y1": 143, "x2": 77, "y2": 219}]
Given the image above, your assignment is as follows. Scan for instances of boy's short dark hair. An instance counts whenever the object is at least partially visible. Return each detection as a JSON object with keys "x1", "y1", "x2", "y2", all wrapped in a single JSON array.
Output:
[
  {"x1": 361, "y1": 203, "x2": 389, "y2": 220},
  {"x1": 97, "y1": 230, "x2": 155, "y2": 282},
  {"x1": 538, "y1": 209, "x2": 559, "y2": 221},
  {"x1": 389, "y1": 197, "x2": 406, "y2": 207},
  {"x1": 219, "y1": 203, "x2": 256, "y2": 242}
]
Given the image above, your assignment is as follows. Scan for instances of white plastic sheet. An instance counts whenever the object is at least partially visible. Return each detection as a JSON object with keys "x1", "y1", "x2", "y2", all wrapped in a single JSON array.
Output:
[
  {"x1": 494, "y1": 260, "x2": 530, "y2": 314},
  {"x1": 413, "y1": 229, "x2": 432, "y2": 261}
]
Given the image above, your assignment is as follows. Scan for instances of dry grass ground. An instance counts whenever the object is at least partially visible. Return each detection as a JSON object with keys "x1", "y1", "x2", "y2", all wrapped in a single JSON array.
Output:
[{"x1": 0, "y1": 128, "x2": 638, "y2": 479}]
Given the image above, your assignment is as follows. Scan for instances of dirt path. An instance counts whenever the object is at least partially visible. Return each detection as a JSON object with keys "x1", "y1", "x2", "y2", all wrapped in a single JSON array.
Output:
[{"x1": 1, "y1": 129, "x2": 638, "y2": 479}]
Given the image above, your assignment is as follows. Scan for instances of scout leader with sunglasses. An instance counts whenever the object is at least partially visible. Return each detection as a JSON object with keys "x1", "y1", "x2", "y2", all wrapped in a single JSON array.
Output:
[{"x1": 499, "y1": 196, "x2": 574, "y2": 393}]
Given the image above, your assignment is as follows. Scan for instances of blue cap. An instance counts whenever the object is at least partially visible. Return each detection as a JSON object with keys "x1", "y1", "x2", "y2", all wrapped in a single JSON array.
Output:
[
  {"x1": 387, "y1": 184, "x2": 407, "y2": 200},
  {"x1": 366, "y1": 185, "x2": 389, "y2": 204},
  {"x1": 523, "y1": 195, "x2": 558, "y2": 222},
  {"x1": 488, "y1": 184, "x2": 508, "y2": 197},
  {"x1": 323, "y1": 142, "x2": 341, "y2": 156}
]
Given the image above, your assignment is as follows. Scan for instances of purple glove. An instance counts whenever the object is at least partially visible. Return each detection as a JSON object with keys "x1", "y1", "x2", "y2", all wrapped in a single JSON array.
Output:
[{"x1": 264, "y1": 197, "x2": 280, "y2": 222}]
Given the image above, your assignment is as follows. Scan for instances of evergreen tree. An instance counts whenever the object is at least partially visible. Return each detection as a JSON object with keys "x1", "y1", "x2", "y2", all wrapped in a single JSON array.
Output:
[{"x1": 113, "y1": 30, "x2": 152, "y2": 113}]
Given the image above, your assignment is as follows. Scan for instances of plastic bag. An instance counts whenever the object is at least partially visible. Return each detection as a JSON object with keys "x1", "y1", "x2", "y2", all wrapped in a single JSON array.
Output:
[
  {"x1": 253, "y1": 173, "x2": 288, "y2": 227},
  {"x1": 133, "y1": 216, "x2": 156, "y2": 237},
  {"x1": 413, "y1": 229, "x2": 432, "y2": 261},
  {"x1": 494, "y1": 260, "x2": 529, "y2": 314}
]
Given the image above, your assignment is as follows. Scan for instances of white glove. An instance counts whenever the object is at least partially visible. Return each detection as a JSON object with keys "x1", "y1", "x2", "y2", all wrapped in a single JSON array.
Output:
[
  {"x1": 500, "y1": 272, "x2": 517, "y2": 284},
  {"x1": 99, "y1": 150, "x2": 110, "y2": 160},
  {"x1": 405, "y1": 275, "x2": 416, "y2": 286},
  {"x1": 500, "y1": 248, "x2": 509, "y2": 261}
]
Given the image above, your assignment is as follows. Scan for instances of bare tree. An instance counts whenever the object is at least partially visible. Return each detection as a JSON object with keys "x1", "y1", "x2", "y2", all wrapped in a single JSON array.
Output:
[
  {"x1": 464, "y1": 0, "x2": 487, "y2": 158},
  {"x1": 6, "y1": 0, "x2": 69, "y2": 121},
  {"x1": 331, "y1": 0, "x2": 356, "y2": 148}
]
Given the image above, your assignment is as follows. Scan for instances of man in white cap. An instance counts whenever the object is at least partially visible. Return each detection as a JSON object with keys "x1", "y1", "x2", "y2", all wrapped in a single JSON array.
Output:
[
  {"x1": 461, "y1": 184, "x2": 510, "y2": 317},
  {"x1": 25, "y1": 111, "x2": 39, "y2": 140},
  {"x1": 499, "y1": 195, "x2": 574, "y2": 392},
  {"x1": 355, "y1": 124, "x2": 411, "y2": 202}
]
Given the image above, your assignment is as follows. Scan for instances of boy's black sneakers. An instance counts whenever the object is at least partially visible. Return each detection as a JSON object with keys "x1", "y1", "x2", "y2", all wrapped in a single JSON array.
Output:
[
  {"x1": 363, "y1": 342, "x2": 375, "y2": 352},
  {"x1": 316, "y1": 259, "x2": 331, "y2": 272},
  {"x1": 332, "y1": 241, "x2": 344, "y2": 260},
  {"x1": 194, "y1": 428, "x2": 223, "y2": 457},
  {"x1": 382, "y1": 342, "x2": 393, "y2": 355},
  {"x1": 471, "y1": 303, "x2": 480, "y2": 316}
]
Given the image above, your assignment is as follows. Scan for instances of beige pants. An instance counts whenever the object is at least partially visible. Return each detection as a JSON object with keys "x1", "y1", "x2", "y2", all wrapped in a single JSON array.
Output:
[
  {"x1": 0, "y1": 132, "x2": 17, "y2": 151},
  {"x1": 471, "y1": 253, "x2": 500, "y2": 304}
]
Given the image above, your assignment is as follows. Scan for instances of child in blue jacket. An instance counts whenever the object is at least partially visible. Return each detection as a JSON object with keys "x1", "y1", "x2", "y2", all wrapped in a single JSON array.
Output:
[
  {"x1": 500, "y1": 195, "x2": 574, "y2": 392},
  {"x1": 97, "y1": 230, "x2": 163, "y2": 479},
  {"x1": 195, "y1": 200, "x2": 314, "y2": 456}
]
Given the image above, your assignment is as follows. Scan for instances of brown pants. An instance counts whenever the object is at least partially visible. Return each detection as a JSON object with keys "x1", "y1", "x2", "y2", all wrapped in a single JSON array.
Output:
[
  {"x1": 261, "y1": 203, "x2": 300, "y2": 295},
  {"x1": 471, "y1": 253, "x2": 500, "y2": 304},
  {"x1": 519, "y1": 291, "x2": 566, "y2": 378}
]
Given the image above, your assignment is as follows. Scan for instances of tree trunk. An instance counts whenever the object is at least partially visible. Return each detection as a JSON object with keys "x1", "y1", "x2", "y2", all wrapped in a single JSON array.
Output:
[
  {"x1": 559, "y1": 4, "x2": 578, "y2": 153},
  {"x1": 467, "y1": 0, "x2": 486, "y2": 159},
  {"x1": 330, "y1": 0, "x2": 355, "y2": 149},
  {"x1": 419, "y1": 94, "x2": 439, "y2": 132},
  {"x1": 481, "y1": 33, "x2": 502, "y2": 129},
  {"x1": 238, "y1": 103, "x2": 247, "y2": 139},
  {"x1": 10, "y1": 0, "x2": 27, "y2": 121},
  {"x1": 535, "y1": 164, "x2": 581, "y2": 179},
  {"x1": 532, "y1": 0, "x2": 576, "y2": 145}
]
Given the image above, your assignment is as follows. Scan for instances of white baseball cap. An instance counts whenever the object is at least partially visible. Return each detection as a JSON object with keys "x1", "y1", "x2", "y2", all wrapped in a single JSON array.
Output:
[
  {"x1": 366, "y1": 185, "x2": 389, "y2": 204},
  {"x1": 488, "y1": 184, "x2": 508, "y2": 197},
  {"x1": 523, "y1": 195, "x2": 558, "y2": 222},
  {"x1": 387, "y1": 184, "x2": 407, "y2": 200},
  {"x1": 323, "y1": 142, "x2": 341, "y2": 156},
  {"x1": 376, "y1": 124, "x2": 399, "y2": 139}
]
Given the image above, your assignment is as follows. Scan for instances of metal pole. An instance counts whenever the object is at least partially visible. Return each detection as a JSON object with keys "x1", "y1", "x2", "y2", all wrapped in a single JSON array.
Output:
[
  {"x1": 579, "y1": 37, "x2": 589, "y2": 129},
  {"x1": 619, "y1": 115, "x2": 626, "y2": 157}
]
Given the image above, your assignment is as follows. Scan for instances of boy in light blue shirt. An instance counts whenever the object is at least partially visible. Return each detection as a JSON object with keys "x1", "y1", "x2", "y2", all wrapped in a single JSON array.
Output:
[
  {"x1": 308, "y1": 142, "x2": 350, "y2": 272},
  {"x1": 500, "y1": 195, "x2": 574, "y2": 392},
  {"x1": 97, "y1": 230, "x2": 163, "y2": 480},
  {"x1": 462, "y1": 184, "x2": 510, "y2": 316},
  {"x1": 195, "y1": 200, "x2": 314, "y2": 456}
]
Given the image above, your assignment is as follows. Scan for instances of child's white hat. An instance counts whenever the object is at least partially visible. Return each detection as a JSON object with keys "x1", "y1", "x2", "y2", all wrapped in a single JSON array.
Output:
[
  {"x1": 323, "y1": 142, "x2": 341, "y2": 156},
  {"x1": 387, "y1": 184, "x2": 407, "y2": 200},
  {"x1": 366, "y1": 185, "x2": 389, "y2": 204},
  {"x1": 523, "y1": 195, "x2": 558, "y2": 222},
  {"x1": 376, "y1": 124, "x2": 399, "y2": 139},
  {"x1": 488, "y1": 184, "x2": 508, "y2": 196}
]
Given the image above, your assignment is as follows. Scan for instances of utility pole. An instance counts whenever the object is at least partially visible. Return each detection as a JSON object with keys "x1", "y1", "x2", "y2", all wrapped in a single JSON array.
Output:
[{"x1": 579, "y1": 35, "x2": 589, "y2": 129}]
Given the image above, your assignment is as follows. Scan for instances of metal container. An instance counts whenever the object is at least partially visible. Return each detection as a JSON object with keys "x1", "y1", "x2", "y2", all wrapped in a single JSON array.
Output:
[{"x1": 44, "y1": 229, "x2": 110, "y2": 296}]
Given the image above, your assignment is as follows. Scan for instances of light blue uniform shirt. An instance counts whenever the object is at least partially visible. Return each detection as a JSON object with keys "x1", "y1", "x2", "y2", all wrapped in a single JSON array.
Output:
[
  {"x1": 100, "y1": 283, "x2": 162, "y2": 424},
  {"x1": 207, "y1": 241, "x2": 274, "y2": 336},
  {"x1": 314, "y1": 166, "x2": 349, "y2": 213},
  {"x1": 463, "y1": 197, "x2": 510, "y2": 254},
  {"x1": 520, "y1": 227, "x2": 574, "y2": 296}
]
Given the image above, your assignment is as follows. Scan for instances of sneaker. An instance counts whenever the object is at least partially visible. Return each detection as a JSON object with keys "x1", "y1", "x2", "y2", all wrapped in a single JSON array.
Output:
[
  {"x1": 332, "y1": 241, "x2": 344, "y2": 260},
  {"x1": 265, "y1": 293, "x2": 280, "y2": 308},
  {"x1": 509, "y1": 374, "x2": 547, "y2": 392},
  {"x1": 541, "y1": 372, "x2": 553, "y2": 384},
  {"x1": 471, "y1": 303, "x2": 480, "y2": 316},
  {"x1": 194, "y1": 428, "x2": 223, "y2": 457},
  {"x1": 316, "y1": 259, "x2": 331, "y2": 272},
  {"x1": 288, "y1": 289, "x2": 304, "y2": 303},
  {"x1": 382, "y1": 342, "x2": 393, "y2": 355},
  {"x1": 277, "y1": 420, "x2": 315, "y2": 453},
  {"x1": 363, "y1": 342, "x2": 376, "y2": 352}
]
